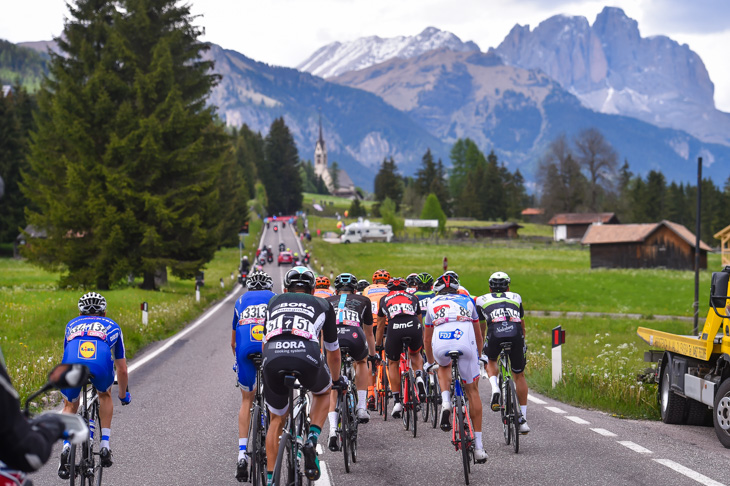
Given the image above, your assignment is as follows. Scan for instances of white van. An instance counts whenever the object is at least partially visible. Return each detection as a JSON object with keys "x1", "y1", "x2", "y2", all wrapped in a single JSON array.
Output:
[{"x1": 340, "y1": 220, "x2": 393, "y2": 243}]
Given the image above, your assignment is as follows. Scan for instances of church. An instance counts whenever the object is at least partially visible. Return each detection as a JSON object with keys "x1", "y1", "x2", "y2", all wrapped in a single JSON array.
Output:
[{"x1": 314, "y1": 117, "x2": 358, "y2": 199}]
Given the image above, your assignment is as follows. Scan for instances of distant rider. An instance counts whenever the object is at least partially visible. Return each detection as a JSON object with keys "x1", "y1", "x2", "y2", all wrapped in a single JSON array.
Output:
[{"x1": 313, "y1": 276, "x2": 335, "y2": 299}]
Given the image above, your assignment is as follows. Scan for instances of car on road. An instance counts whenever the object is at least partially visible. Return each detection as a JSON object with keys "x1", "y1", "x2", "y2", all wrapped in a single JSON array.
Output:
[{"x1": 278, "y1": 251, "x2": 293, "y2": 266}]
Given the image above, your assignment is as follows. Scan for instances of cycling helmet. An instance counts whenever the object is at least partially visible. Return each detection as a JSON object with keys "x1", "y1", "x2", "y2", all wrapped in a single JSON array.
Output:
[
  {"x1": 443, "y1": 270, "x2": 459, "y2": 280},
  {"x1": 433, "y1": 273, "x2": 459, "y2": 293},
  {"x1": 356, "y1": 279, "x2": 370, "y2": 292},
  {"x1": 406, "y1": 273, "x2": 419, "y2": 288},
  {"x1": 284, "y1": 266, "x2": 316, "y2": 292},
  {"x1": 416, "y1": 272, "x2": 434, "y2": 290},
  {"x1": 78, "y1": 292, "x2": 107, "y2": 315},
  {"x1": 387, "y1": 277, "x2": 407, "y2": 291},
  {"x1": 315, "y1": 276, "x2": 331, "y2": 289},
  {"x1": 489, "y1": 271, "x2": 511, "y2": 292},
  {"x1": 334, "y1": 273, "x2": 358, "y2": 291},
  {"x1": 372, "y1": 269, "x2": 390, "y2": 284},
  {"x1": 242, "y1": 255, "x2": 248, "y2": 261},
  {"x1": 247, "y1": 270, "x2": 273, "y2": 291}
]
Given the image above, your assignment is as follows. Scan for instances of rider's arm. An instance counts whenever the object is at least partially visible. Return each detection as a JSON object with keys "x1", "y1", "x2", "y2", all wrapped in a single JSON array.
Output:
[
  {"x1": 472, "y1": 320, "x2": 483, "y2": 356},
  {"x1": 423, "y1": 325, "x2": 435, "y2": 363},
  {"x1": 521, "y1": 319, "x2": 526, "y2": 337},
  {"x1": 375, "y1": 315, "x2": 385, "y2": 347},
  {"x1": 231, "y1": 330, "x2": 237, "y2": 356},
  {"x1": 322, "y1": 306, "x2": 341, "y2": 382},
  {"x1": 0, "y1": 364, "x2": 61, "y2": 472},
  {"x1": 364, "y1": 323, "x2": 376, "y2": 356},
  {"x1": 115, "y1": 358, "x2": 128, "y2": 401}
]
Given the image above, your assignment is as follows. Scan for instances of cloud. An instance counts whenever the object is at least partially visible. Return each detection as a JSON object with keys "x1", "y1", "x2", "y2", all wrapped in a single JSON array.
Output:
[{"x1": 641, "y1": 0, "x2": 730, "y2": 34}]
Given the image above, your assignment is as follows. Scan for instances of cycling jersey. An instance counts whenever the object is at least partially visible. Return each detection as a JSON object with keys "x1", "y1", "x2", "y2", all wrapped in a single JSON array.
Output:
[
  {"x1": 313, "y1": 288, "x2": 335, "y2": 299},
  {"x1": 362, "y1": 283, "x2": 389, "y2": 317},
  {"x1": 378, "y1": 291, "x2": 423, "y2": 361},
  {"x1": 264, "y1": 293, "x2": 339, "y2": 348},
  {"x1": 425, "y1": 293, "x2": 480, "y2": 384},
  {"x1": 232, "y1": 289, "x2": 276, "y2": 391},
  {"x1": 326, "y1": 293, "x2": 374, "y2": 360},
  {"x1": 406, "y1": 287, "x2": 417, "y2": 294},
  {"x1": 413, "y1": 289, "x2": 435, "y2": 318},
  {"x1": 61, "y1": 316, "x2": 125, "y2": 401},
  {"x1": 476, "y1": 291, "x2": 526, "y2": 373}
]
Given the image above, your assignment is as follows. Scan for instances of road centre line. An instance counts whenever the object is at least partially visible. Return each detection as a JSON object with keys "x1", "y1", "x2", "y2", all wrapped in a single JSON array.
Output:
[
  {"x1": 527, "y1": 394, "x2": 547, "y2": 405},
  {"x1": 314, "y1": 460, "x2": 333, "y2": 486},
  {"x1": 653, "y1": 459, "x2": 726, "y2": 486},
  {"x1": 617, "y1": 441, "x2": 652, "y2": 454},
  {"x1": 545, "y1": 406, "x2": 567, "y2": 414},
  {"x1": 565, "y1": 416, "x2": 590, "y2": 425},
  {"x1": 590, "y1": 428, "x2": 617, "y2": 437}
]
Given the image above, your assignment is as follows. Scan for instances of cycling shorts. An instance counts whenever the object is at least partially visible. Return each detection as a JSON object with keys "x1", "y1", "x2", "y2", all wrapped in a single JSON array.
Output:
[
  {"x1": 484, "y1": 331, "x2": 526, "y2": 373},
  {"x1": 60, "y1": 338, "x2": 114, "y2": 401},
  {"x1": 262, "y1": 336, "x2": 331, "y2": 415},
  {"x1": 385, "y1": 318, "x2": 423, "y2": 362},
  {"x1": 431, "y1": 321, "x2": 479, "y2": 384},
  {"x1": 336, "y1": 325, "x2": 368, "y2": 361},
  {"x1": 235, "y1": 323, "x2": 265, "y2": 392}
]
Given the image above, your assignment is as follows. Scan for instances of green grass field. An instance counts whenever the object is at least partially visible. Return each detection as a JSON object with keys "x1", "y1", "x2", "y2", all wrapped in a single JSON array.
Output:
[{"x1": 1, "y1": 218, "x2": 263, "y2": 405}]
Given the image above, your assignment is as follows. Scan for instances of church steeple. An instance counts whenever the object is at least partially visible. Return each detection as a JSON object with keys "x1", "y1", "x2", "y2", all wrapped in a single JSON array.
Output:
[{"x1": 318, "y1": 111, "x2": 324, "y2": 146}]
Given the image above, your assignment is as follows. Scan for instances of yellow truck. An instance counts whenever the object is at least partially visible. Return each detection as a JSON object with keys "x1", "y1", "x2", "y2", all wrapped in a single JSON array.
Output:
[{"x1": 637, "y1": 267, "x2": 730, "y2": 448}]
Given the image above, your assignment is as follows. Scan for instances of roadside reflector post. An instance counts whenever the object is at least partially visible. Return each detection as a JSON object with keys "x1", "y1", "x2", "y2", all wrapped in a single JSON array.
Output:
[
  {"x1": 141, "y1": 302, "x2": 148, "y2": 325},
  {"x1": 220, "y1": 278, "x2": 224, "y2": 288},
  {"x1": 551, "y1": 325, "x2": 565, "y2": 388},
  {"x1": 321, "y1": 265, "x2": 324, "y2": 274},
  {"x1": 443, "y1": 256, "x2": 448, "y2": 272},
  {"x1": 195, "y1": 284, "x2": 200, "y2": 303},
  {"x1": 330, "y1": 271, "x2": 334, "y2": 281}
]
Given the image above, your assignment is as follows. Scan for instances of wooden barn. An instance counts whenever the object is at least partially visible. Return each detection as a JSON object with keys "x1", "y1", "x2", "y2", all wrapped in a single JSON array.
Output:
[
  {"x1": 548, "y1": 212, "x2": 619, "y2": 242},
  {"x1": 715, "y1": 224, "x2": 730, "y2": 266},
  {"x1": 456, "y1": 222, "x2": 523, "y2": 239},
  {"x1": 581, "y1": 220, "x2": 712, "y2": 270}
]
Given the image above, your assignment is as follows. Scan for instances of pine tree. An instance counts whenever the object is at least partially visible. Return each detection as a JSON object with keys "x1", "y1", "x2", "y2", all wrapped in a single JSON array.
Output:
[
  {"x1": 263, "y1": 117, "x2": 302, "y2": 215},
  {"x1": 432, "y1": 158, "x2": 450, "y2": 216},
  {"x1": 416, "y1": 149, "x2": 437, "y2": 196},
  {"x1": 644, "y1": 170, "x2": 667, "y2": 222},
  {"x1": 329, "y1": 161, "x2": 340, "y2": 190},
  {"x1": 374, "y1": 157, "x2": 403, "y2": 209},
  {"x1": 421, "y1": 193, "x2": 447, "y2": 234},
  {"x1": 348, "y1": 198, "x2": 367, "y2": 218}
]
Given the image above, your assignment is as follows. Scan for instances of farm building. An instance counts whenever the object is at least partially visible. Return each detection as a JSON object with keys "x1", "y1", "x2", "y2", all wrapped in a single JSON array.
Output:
[
  {"x1": 456, "y1": 223, "x2": 523, "y2": 239},
  {"x1": 521, "y1": 208, "x2": 545, "y2": 223},
  {"x1": 548, "y1": 212, "x2": 619, "y2": 242},
  {"x1": 715, "y1": 224, "x2": 730, "y2": 266},
  {"x1": 581, "y1": 220, "x2": 711, "y2": 270}
]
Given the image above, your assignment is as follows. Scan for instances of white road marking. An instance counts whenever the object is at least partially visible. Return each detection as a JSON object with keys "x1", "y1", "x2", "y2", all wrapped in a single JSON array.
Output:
[
  {"x1": 653, "y1": 459, "x2": 726, "y2": 486},
  {"x1": 527, "y1": 395, "x2": 547, "y2": 405},
  {"x1": 565, "y1": 416, "x2": 590, "y2": 425},
  {"x1": 545, "y1": 406, "x2": 567, "y2": 414},
  {"x1": 314, "y1": 460, "x2": 333, "y2": 486},
  {"x1": 316, "y1": 444, "x2": 323, "y2": 454},
  {"x1": 617, "y1": 441, "x2": 652, "y2": 454},
  {"x1": 590, "y1": 428, "x2": 617, "y2": 437}
]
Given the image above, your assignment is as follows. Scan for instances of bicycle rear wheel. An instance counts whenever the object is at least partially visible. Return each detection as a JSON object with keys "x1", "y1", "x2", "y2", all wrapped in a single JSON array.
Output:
[
  {"x1": 499, "y1": 374, "x2": 511, "y2": 445},
  {"x1": 455, "y1": 396, "x2": 470, "y2": 485},
  {"x1": 382, "y1": 370, "x2": 389, "y2": 421},
  {"x1": 347, "y1": 391, "x2": 358, "y2": 464},
  {"x1": 410, "y1": 372, "x2": 418, "y2": 438},
  {"x1": 401, "y1": 374, "x2": 410, "y2": 430},
  {"x1": 430, "y1": 374, "x2": 440, "y2": 429},
  {"x1": 273, "y1": 431, "x2": 298, "y2": 486},
  {"x1": 510, "y1": 378, "x2": 520, "y2": 454},
  {"x1": 249, "y1": 403, "x2": 267, "y2": 486},
  {"x1": 93, "y1": 404, "x2": 102, "y2": 486},
  {"x1": 340, "y1": 394, "x2": 350, "y2": 473},
  {"x1": 421, "y1": 373, "x2": 430, "y2": 422},
  {"x1": 68, "y1": 444, "x2": 78, "y2": 486}
]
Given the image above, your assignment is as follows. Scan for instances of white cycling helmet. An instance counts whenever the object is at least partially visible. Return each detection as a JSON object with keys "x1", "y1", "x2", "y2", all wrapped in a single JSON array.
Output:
[
  {"x1": 78, "y1": 292, "x2": 107, "y2": 315},
  {"x1": 247, "y1": 270, "x2": 273, "y2": 291},
  {"x1": 488, "y1": 271, "x2": 511, "y2": 292}
]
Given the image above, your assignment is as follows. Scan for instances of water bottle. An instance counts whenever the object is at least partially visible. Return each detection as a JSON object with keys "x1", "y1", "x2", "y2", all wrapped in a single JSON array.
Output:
[{"x1": 89, "y1": 418, "x2": 95, "y2": 440}]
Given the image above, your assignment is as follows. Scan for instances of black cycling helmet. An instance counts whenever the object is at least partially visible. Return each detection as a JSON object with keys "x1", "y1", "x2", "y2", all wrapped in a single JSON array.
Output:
[
  {"x1": 356, "y1": 279, "x2": 370, "y2": 292},
  {"x1": 78, "y1": 292, "x2": 106, "y2": 315},
  {"x1": 489, "y1": 271, "x2": 510, "y2": 292},
  {"x1": 334, "y1": 273, "x2": 358, "y2": 291},
  {"x1": 406, "y1": 273, "x2": 419, "y2": 288},
  {"x1": 284, "y1": 266, "x2": 316, "y2": 292},
  {"x1": 433, "y1": 273, "x2": 459, "y2": 294},
  {"x1": 387, "y1": 277, "x2": 407, "y2": 291},
  {"x1": 247, "y1": 270, "x2": 273, "y2": 290},
  {"x1": 416, "y1": 272, "x2": 434, "y2": 290}
]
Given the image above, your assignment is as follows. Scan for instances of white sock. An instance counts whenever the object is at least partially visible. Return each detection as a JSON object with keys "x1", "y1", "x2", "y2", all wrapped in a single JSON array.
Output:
[
  {"x1": 328, "y1": 411, "x2": 338, "y2": 434},
  {"x1": 489, "y1": 376, "x2": 499, "y2": 395},
  {"x1": 521, "y1": 405, "x2": 527, "y2": 420},
  {"x1": 357, "y1": 390, "x2": 367, "y2": 409},
  {"x1": 238, "y1": 438, "x2": 248, "y2": 461},
  {"x1": 100, "y1": 428, "x2": 111, "y2": 450},
  {"x1": 474, "y1": 431, "x2": 483, "y2": 449},
  {"x1": 441, "y1": 390, "x2": 451, "y2": 409}
]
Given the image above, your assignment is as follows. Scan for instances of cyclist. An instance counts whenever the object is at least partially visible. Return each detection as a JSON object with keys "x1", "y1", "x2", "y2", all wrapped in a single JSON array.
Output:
[
  {"x1": 239, "y1": 255, "x2": 250, "y2": 274},
  {"x1": 375, "y1": 277, "x2": 427, "y2": 419},
  {"x1": 476, "y1": 271, "x2": 530, "y2": 434},
  {"x1": 362, "y1": 269, "x2": 390, "y2": 409},
  {"x1": 231, "y1": 270, "x2": 275, "y2": 482},
  {"x1": 58, "y1": 292, "x2": 130, "y2": 479},
  {"x1": 423, "y1": 274, "x2": 488, "y2": 463},
  {"x1": 413, "y1": 272, "x2": 435, "y2": 318},
  {"x1": 405, "y1": 273, "x2": 419, "y2": 294},
  {"x1": 262, "y1": 267, "x2": 344, "y2": 483},
  {"x1": 356, "y1": 279, "x2": 369, "y2": 294},
  {"x1": 325, "y1": 273, "x2": 377, "y2": 451},
  {"x1": 313, "y1": 276, "x2": 335, "y2": 299}
]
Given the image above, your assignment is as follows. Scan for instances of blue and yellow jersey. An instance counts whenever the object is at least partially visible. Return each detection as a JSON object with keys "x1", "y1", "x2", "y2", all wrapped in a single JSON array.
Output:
[{"x1": 64, "y1": 315, "x2": 125, "y2": 360}]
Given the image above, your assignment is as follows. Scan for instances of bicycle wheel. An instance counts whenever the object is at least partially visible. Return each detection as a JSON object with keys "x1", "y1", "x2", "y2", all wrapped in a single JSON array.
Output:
[
  {"x1": 401, "y1": 374, "x2": 410, "y2": 431},
  {"x1": 430, "y1": 373, "x2": 440, "y2": 429},
  {"x1": 68, "y1": 443, "x2": 78, "y2": 486},
  {"x1": 410, "y1": 372, "x2": 418, "y2": 438},
  {"x1": 499, "y1": 374, "x2": 511, "y2": 445},
  {"x1": 273, "y1": 431, "x2": 298, "y2": 486},
  {"x1": 421, "y1": 373, "x2": 430, "y2": 423},
  {"x1": 382, "y1": 370, "x2": 389, "y2": 421},
  {"x1": 93, "y1": 404, "x2": 102, "y2": 486},
  {"x1": 347, "y1": 391, "x2": 358, "y2": 464},
  {"x1": 455, "y1": 396, "x2": 470, "y2": 485},
  {"x1": 249, "y1": 403, "x2": 266, "y2": 486},
  {"x1": 340, "y1": 394, "x2": 350, "y2": 473},
  {"x1": 510, "y1": 378, "x2": 520, "y2": 454}
]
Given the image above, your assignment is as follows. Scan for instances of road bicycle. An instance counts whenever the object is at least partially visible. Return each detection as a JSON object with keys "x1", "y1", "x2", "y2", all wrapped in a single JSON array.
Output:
[
  {"x1": 272, "y1": 371, "x2": 312, "y2": 486},
  {"x1": 332, "y1": 347, "x2": 358, "y2": 473},
  {"x1": 497, "y1": 342, "x2": 522, "y2": 453},
  {"x1": 447, "y1": 351, "x2": 475, "y2": 485},
  {"x1": 397, "y1": 337, "x2": 420, "y2": 438},
  {"x1": 246, "y1": 352, "x2": 268, "y2": 486},
  {"x1": 374, "y1": 348, "x2": 390, "y2": 421},
  {"x1": 67, "y1": 379, "x2": 107, "y2": 485},
  {"x1": 421, "y1": 362, "x2": 441, "y2": 428}
]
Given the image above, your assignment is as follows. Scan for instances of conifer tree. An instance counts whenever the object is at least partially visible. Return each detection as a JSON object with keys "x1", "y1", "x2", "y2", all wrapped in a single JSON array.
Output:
[
  {"x1": 263, "y1": 117, "x2": 302, "y2": 215},
  {"x1": 421, "y1": 193, "x2": 447, "y2": 234},
  {"x1": 374, "y1": 157, "x2": 403, "y2": 209}
]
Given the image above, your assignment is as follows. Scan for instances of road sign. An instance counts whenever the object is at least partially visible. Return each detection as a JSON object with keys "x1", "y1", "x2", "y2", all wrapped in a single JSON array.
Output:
[{"x1": 443, "y1": 257, "x2": 448, "y2": 272}]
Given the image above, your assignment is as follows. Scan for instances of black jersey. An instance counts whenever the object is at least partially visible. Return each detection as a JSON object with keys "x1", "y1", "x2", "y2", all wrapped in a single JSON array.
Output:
[
  {"x1": 264, "y1": 293, "x2": 339, "y2": 351},
  {"x1": 377, "y1": 291, "x2": 421, "y2": 323},
  {"x1": 325, "y1": 293, "x2": 374, "y2": 328},
  {"x1": 475, "y1": 291, "x2": 524, "y2": 338}
]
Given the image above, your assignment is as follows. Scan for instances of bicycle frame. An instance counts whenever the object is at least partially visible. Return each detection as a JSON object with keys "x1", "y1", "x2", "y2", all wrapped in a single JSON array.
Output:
[
  {"x1": 69, "y1": 381, "x2": 102, "y2": 486},
  {"x1": 272, "y1": 373, "x2": 311, "y2": 486},
  {"x1": 448, "y1": 352, "x2": 474, "y2": 485},
  {"x1": 247, "y1": 353, "x2": 268, "y2": 486},
  {"x1": 334, "y1": 349, "x2": 358, "y2": 472},
  {"x1": 399, "y1": 340, "x2": 419, "y2": 436},
  {"x1": 498, "y1": 343, "x2": 521, "y2": 453}
]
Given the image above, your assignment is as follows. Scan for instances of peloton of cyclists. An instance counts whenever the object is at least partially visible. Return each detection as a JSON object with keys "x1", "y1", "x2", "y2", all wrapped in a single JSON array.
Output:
[
  {"x1": 324, "y1": 273, "x2": 378, "y2": 451},
  {"x1": 231, "y1": 270, "x2": 276, "y2": 482},
  {"x1": 476, "y1": 271, "x2": 531, "y2": 434},
  {"x1": 362, "y1": 269, "x2": 391, "y2": 409}
]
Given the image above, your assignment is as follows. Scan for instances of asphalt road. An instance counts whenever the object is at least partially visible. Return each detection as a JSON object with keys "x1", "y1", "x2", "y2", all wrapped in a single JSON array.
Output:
[{"x1": 29, "y1": 222, "x2": 730, "y2": 486}]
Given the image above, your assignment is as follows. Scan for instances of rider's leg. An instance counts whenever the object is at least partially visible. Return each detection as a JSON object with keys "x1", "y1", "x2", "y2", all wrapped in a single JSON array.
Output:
[
  {"x1": 62, "y1": 398, "x2": 80, "y2": 415},
  {"x1": 97, "y1": 389, "x2": 113, "y2": 429},
  {"x1": 265, "y1": 413, "x2": 286, "y2": 472},
  {"x1": 238, "y1": 389, "x2": 254, "y2": 458},
  {"x1": 309, "y1": 390, "x2": 329, "y2": 445},
  {"x1": 409, "y1": 350, "x2": 424, "y2": 372},
  {"x1": 486, "y1": 359, "x2": 499, "y2": 394},
  {"x1": 355, "y1": 359, "x2": 369, "y2": 406},
  {"x1": 437, "y1": 364, "x2": 452, "y2": 407},
  {"x1": 463, "y1": 382, "x2": 482, "y2": 433},
  {"x1": 513, "y1": 371, "x2": 528, "y2": 411},
  {"x1": 387, "y1": 359, "x2": 401, "y2": 398}
]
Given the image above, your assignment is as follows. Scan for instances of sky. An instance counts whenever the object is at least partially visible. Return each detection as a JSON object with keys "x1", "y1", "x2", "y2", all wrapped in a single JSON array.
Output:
[{"x1": 3, "y1": 0, "x2": 730, "y2": 111}]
